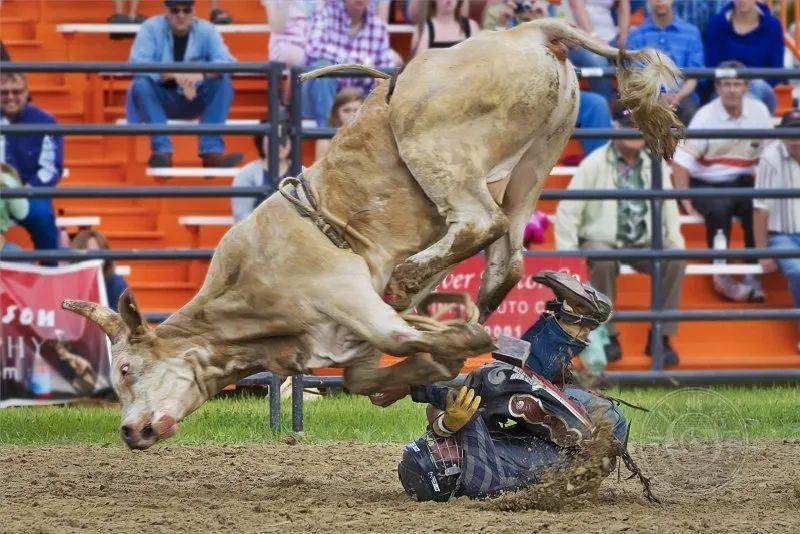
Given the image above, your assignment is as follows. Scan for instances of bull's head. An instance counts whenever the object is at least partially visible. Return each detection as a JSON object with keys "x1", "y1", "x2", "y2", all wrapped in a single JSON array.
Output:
[{"x1": 62, "y1": 290, "x2": 209, "y2": 450}]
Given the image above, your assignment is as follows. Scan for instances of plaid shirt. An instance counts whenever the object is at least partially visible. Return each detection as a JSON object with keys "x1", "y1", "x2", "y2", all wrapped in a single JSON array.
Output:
[{"x1": 306, "y1": 0, "x2": 395, "y2": 93}]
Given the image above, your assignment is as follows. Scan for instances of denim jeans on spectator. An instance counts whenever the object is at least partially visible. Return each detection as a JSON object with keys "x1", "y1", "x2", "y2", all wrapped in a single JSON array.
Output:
[
  {"x1": 522, "y1": 314, "x2": 587, "y2": 381},
  {"x1": 568, "y1": 47, "x2": 613, "y2": 101},
  {"x1": 747, "y1": 79, "x2": 777, "y2": 115},
  {"x1": 768, "y1": 232, "x2": 800, "y2": 306},
  {"x1": 577, "y1": 91, "x2": 612, "y2": 155},
  {"x1": 19, "y1": 198, "x2": 59, "y2": 250},
  {"x1": 126, "y1": 75, "x2": 233, "y2": 154},
  {"x1": 301, "y1": 59, "x2": 337, "y2": 127}
]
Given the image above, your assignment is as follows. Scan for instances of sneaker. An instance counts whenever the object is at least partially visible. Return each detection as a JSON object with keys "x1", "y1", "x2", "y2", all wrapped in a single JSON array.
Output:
[
  {"x1": 533, "y1": 270, "x2": 612, "y2": 328},
  {"x1": 131, "y1": 13, "x2": 146, "y2": 23},
  {"x1": 201, "y1": 152, "x2": 243, "y2": 168},
  {"x1": 147, "y1": 152, "x2": 173, "y2": 168},
  {"x1": 210, "y1": 8, "x2": 233, "y2": 24},
  {"x1": 107, "y1": 13, "x2": 129, "y2": 23},
  {"x1": 605, "y1": 334, "x2": 622, "y2": 362},
  {"x1": 645, "y1": 331, "x2": 679, "y2": 367}
]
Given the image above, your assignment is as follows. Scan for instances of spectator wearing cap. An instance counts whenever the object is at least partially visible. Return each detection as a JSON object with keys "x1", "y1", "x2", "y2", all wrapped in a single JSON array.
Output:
[
  {"x1": 672, "y1": 60, "x2": 773, "y2": 302},
  {"x1": 754, "y1": 109, "x2": 800, "y2": 350},
  {"x1": 0, "y1": 72, "x2": 63, "y2": 251},
  {"x1": 231, "y1": 119, "x2": 292, "y2": 223},
  {"x1": 555, "y1": 107, "x2": 686, "y2": 366},
  {"x1": 705, "y1": 0, "x2": 784, "y2": 114},
  {"x1": 627, "y1": 0, "x2": 704, "y2": 125},
  {"x1": 125, "y1": 0, "x2": 242, "y2": 169},
  {"x1": 302, "y1": 0, "x2": 396, "y2": 128}
]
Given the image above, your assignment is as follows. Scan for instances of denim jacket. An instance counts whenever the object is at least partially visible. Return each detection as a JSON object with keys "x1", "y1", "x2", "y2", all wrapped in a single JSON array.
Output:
[{"x1": 129, "y1": 15, "x2": 235, "y2": 82}]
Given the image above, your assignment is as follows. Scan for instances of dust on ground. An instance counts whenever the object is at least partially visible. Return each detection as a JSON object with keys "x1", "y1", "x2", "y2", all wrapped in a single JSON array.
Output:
[{"x1": 1, "y1": 440, "x2": 798, "y2": 534}]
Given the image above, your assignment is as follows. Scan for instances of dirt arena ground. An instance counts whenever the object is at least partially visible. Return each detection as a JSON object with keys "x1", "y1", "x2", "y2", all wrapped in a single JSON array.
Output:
[{"x1": 1, "y1": 440, "x2": 798, "y2": 534}]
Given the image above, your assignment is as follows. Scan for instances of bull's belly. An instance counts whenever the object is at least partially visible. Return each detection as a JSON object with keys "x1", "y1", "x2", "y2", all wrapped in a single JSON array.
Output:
[{"x1": 301, "y1": 322, "x2": 375, "y2": 370}]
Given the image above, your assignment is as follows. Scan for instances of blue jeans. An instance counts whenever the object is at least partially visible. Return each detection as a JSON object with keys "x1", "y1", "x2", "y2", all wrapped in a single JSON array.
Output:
[
  {"x1": 747, "y1": 79, "x2": 778, "y2": 115},
  {"x1": 125, "y1": 75, "x2": 233, "y2": 154},
  {"x1": 19, "y1": 198, "x2": 59, "y2": 250},
  {"x1": 569, "y1": 47, "x2": 613, "y2": 101},
  {"x1": 521, "y1": 314, "x2": 588, "y2": 381},
  {"x1": 768, "y1": 233, "x2": 800, "y2": 306},
  {"x1": 576, "y1": 91, "x2": 612, "y2": 156},
  {"x1": 301, "y1": 59, "x2": 337, "y2": 127}
]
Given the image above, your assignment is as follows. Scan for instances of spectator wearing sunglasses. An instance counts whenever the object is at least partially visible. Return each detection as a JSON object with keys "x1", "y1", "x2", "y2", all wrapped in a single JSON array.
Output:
[{"x1": 126, "y1": 0, "x2": 242, "y2": 169}]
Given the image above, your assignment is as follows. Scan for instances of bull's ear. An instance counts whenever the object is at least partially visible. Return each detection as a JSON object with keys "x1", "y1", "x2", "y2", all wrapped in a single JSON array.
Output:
[
  {"x1": 61, "y1": 299, "x2": 127, "y2": 343},
  {"x1": 118, "y1": 289, "x2": 148, "y2": 335}
]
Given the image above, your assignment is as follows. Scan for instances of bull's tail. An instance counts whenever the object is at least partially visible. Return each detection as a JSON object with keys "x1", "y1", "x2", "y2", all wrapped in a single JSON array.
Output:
[
  {"x1": 299, "y1": 63, "x2": 392, "y2": 83},
  {"x1": 519, "y1": 18, "x2": 684, "y2": 160}
]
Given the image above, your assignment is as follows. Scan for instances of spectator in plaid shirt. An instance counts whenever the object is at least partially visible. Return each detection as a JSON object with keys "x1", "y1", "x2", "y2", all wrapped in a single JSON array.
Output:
[
  {"x1": 372, "y1": 271, "x2": 627, "y2": 501},
  {"x1": 302, "y1": 0, "x2": 396, "y2": 127}
]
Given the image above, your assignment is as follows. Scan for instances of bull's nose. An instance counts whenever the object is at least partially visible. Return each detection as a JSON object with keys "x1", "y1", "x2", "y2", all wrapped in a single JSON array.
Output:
[
  {"x1": 121, "y1": 425, "x2": 133, "y2": 441},
  {"x1": 120, "y1": 423, "x2": 156, "y2": 450}
]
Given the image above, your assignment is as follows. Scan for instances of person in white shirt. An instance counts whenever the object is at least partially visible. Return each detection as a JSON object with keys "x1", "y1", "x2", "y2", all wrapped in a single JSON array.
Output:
[
  {"x1": 672, "y1": 60, "x2": 774, "y2": 302},
  {"x1": 754, "y1": 109, "x2": 800, "y2": 351}
]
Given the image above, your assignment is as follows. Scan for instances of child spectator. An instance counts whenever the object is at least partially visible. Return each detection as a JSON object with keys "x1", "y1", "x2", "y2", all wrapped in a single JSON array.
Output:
[
  {"x1": 0, "y1": 72, "x2": 63, "y2": 251},
  {"x1": 232, "y1": 120, "x2": 292, "y2": 223},
  {"x1": 302, "y1": 0, "x2": 396, "y2": 127},
  {"x1": 754, "y1": 109, "x2": 800, "y2": 351},
  {"x1": 71, "y1": 229, "x2": 129, "y2": 312},
  {"x1": 565, "y1": 0, "x2": 631, "y2": 101},
  {"x1": 412, "y1": 0, "x2": 481, "y2": 56},
  {"x1": 705, "y1": 0, "x2": 784, "y2": 113},
  {"x1": 627, "y1": 0, "x2": 704, "y2": 125},
  {"x1": 125, "y1": 0, "x2": 242, "y2": 169},
  {"x1": 315, "y1": 87, "x2": 366, "y2": 161},
  {"x1": 0, "y1": 163, "x2": 28, "y2": 254},
  {"x1": 672, "y1": 61, "x2": 774, "y2": 302}
]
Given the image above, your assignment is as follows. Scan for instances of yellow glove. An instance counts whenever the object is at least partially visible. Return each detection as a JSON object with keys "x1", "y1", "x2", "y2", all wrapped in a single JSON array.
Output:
[{"x1": 434, "y1": 386, "x2": 481, "y2": 437}]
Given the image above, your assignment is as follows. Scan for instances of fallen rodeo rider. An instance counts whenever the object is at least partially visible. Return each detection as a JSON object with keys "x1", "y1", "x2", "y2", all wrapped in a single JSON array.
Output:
[{"x1": 371, "y1": 271, "x2": 655, "y2": 502}]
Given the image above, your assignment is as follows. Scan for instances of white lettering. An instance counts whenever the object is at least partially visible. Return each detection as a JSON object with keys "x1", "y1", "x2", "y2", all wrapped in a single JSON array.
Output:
[
  {"x1": 19, "y1": 308, "x2": 33, "y2": 326},
  {"x1": 1, "y1": 306, "x2": 17, "y2": 324},
  {"x1": 38, "y1": 310, "x2": 55, "y2": 328}
]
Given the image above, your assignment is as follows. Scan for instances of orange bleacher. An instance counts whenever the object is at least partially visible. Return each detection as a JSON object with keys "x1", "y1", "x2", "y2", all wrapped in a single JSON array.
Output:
[{"x1": 2, "y1": 0, "x2": 799, "y2": 372}]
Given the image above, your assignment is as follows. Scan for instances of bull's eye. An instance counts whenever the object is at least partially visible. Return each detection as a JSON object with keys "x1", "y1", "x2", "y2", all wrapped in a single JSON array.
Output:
[{"x1": 120, "y1": 363, "x2": 130, "y2": 377}]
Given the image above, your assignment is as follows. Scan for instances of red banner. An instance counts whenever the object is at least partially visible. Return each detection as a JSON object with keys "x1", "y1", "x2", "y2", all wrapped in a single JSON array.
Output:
[
  {"x1": 0, "y1": 260, "x2": 112, "y2": 407},
  {"x1": 434, "y1": 255, "x2": 588, "y2": 338}
]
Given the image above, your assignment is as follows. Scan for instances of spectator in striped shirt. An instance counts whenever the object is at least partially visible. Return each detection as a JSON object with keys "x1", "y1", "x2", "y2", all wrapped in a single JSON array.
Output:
[
  {"x1": 0, "y1": 72, "x2": 62, "y2": 251},
  {"x1": 302, "y1": 0, "x2": 397, "y2": 127},
  {"x1": 754, "y1": 109, "x2": 800, "y2": 349},
  {"x1": 672, "y1": 61, "x2": 774, "y2": 302},
  {"x1": 627, "y1": 0, "x2": 704, "y2": 125}
]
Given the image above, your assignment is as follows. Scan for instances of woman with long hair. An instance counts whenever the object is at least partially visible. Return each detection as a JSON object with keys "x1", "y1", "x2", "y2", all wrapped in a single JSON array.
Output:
[
  {"x1": 71, "y1": 229, "x2": 129, "y2": 312},
  {"x1": 314, "y1": 87, "x2": 366, "y2": 161},
  {"x1": 411, "y1": 0, "x2": 481, "y2": 56}
]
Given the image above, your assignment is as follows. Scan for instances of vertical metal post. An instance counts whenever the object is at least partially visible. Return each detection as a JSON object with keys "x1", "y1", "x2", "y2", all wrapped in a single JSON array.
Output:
[
  {"x1": 266, "y1": 62, "x2": 284, "y2": 189},
  {"x1": 291, "y1": 374, "x2": 304, "y2": 433},
  {"x1": 289, "y1": 66, "x2": 303, "y2": 177},
  {"x1": 268, "y1": 373, "x2": 282, "y2": 432},
  {"x1": 649, "y1": 153, "x2": 665, "y2": 370}
]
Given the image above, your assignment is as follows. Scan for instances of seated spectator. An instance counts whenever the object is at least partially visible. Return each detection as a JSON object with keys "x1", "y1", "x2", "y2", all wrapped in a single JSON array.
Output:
[
  {"x1": 754, "y1": 109, "x2": 800, "y2": 351},
  {"x1": 627, "y1": 0, "x2": 704, "y2": 125},
  {"x1": 667, "y1": 0, "x2": 727, "y2": 35},
  {"x1": 565, "y1": 0, "x2": 631, "y2": 101},
  {"x1": 125, "y1": 0, "x2": 242, "y2": 169},
  {"x1": 555, "y1": 106, "x2": 686, "y2": 366},
  {"x1": 315, "y1": 87, "x2": 365, "y2": 161},
  {"x1": 405, "y1": 0, "x2": 471, "y2": 24},
  {"x1": 411, "y1": 0, "x2": 480, "y2": 56},
  {"x1": 480, "y1": 1, "x2": 612, "y2": 158},
  {"x1": 483, "y1": 0, "x2": 549, "y2": 30},
  {"x1": 0, "y1": 72, "x2": 62, "y2": 251},
  {"x1": 109, "y1": 0, "x2": 145, "y2": 23},
  {"x1": 231, "y1": 120, "x2": 292, "y2": 223},
  {"x1": 262, "y1": 0, "x2": 321, "y2": 66},
  {"x1": 71, "y1": 230, "x2": 129, "y2": 312},
  {"x1": 0, "y1": 163, "x2": 29, "y2": 254},
  {"x1": 705, "y1": 0, "x2": 784, "y2": 113},
  {"x1": 302, "y1": 0, "x2": 396, "y2": 127},
  {"x1": 672, "y1": 61, "x2": 773, "y2": 302}
]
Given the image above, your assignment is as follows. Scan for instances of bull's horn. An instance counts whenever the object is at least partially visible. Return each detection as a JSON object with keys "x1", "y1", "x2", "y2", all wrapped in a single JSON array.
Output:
[{"x1": 61, "y1": 299, "x2": 127, "y2": 343}]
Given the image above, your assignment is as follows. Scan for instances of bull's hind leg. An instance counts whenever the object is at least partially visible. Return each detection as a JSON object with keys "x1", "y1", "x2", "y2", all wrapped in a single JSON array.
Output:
[
  {"x1": 344, "y1": 353, "x2": 466, "y2": 394},
  {"x1": 384, "y1": 140, "x2": 509, "y2": 310}
]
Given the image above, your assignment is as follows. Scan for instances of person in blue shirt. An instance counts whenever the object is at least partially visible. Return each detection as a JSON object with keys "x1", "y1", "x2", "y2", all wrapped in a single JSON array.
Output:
[
  {"x1": 628, "y1": 0, "x2": 704, "y2": 125},
  {"x1": 71, "y1": 229, "x2": 129, "y2": 312},
  {"x1": 705, "y1": 0, "x2": 784, "y2": 114},
  {"x1": 126, "y1": 0, "x2": 242, "y2": 169},
  {"x1": 0, "y1": 72, "x2": 63, "y2": 251}
]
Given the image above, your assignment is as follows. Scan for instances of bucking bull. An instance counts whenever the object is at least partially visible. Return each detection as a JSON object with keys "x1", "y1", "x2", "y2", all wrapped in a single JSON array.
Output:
[{"x1": 62, "y1": 19, "x2": 682, "y2": 449}]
